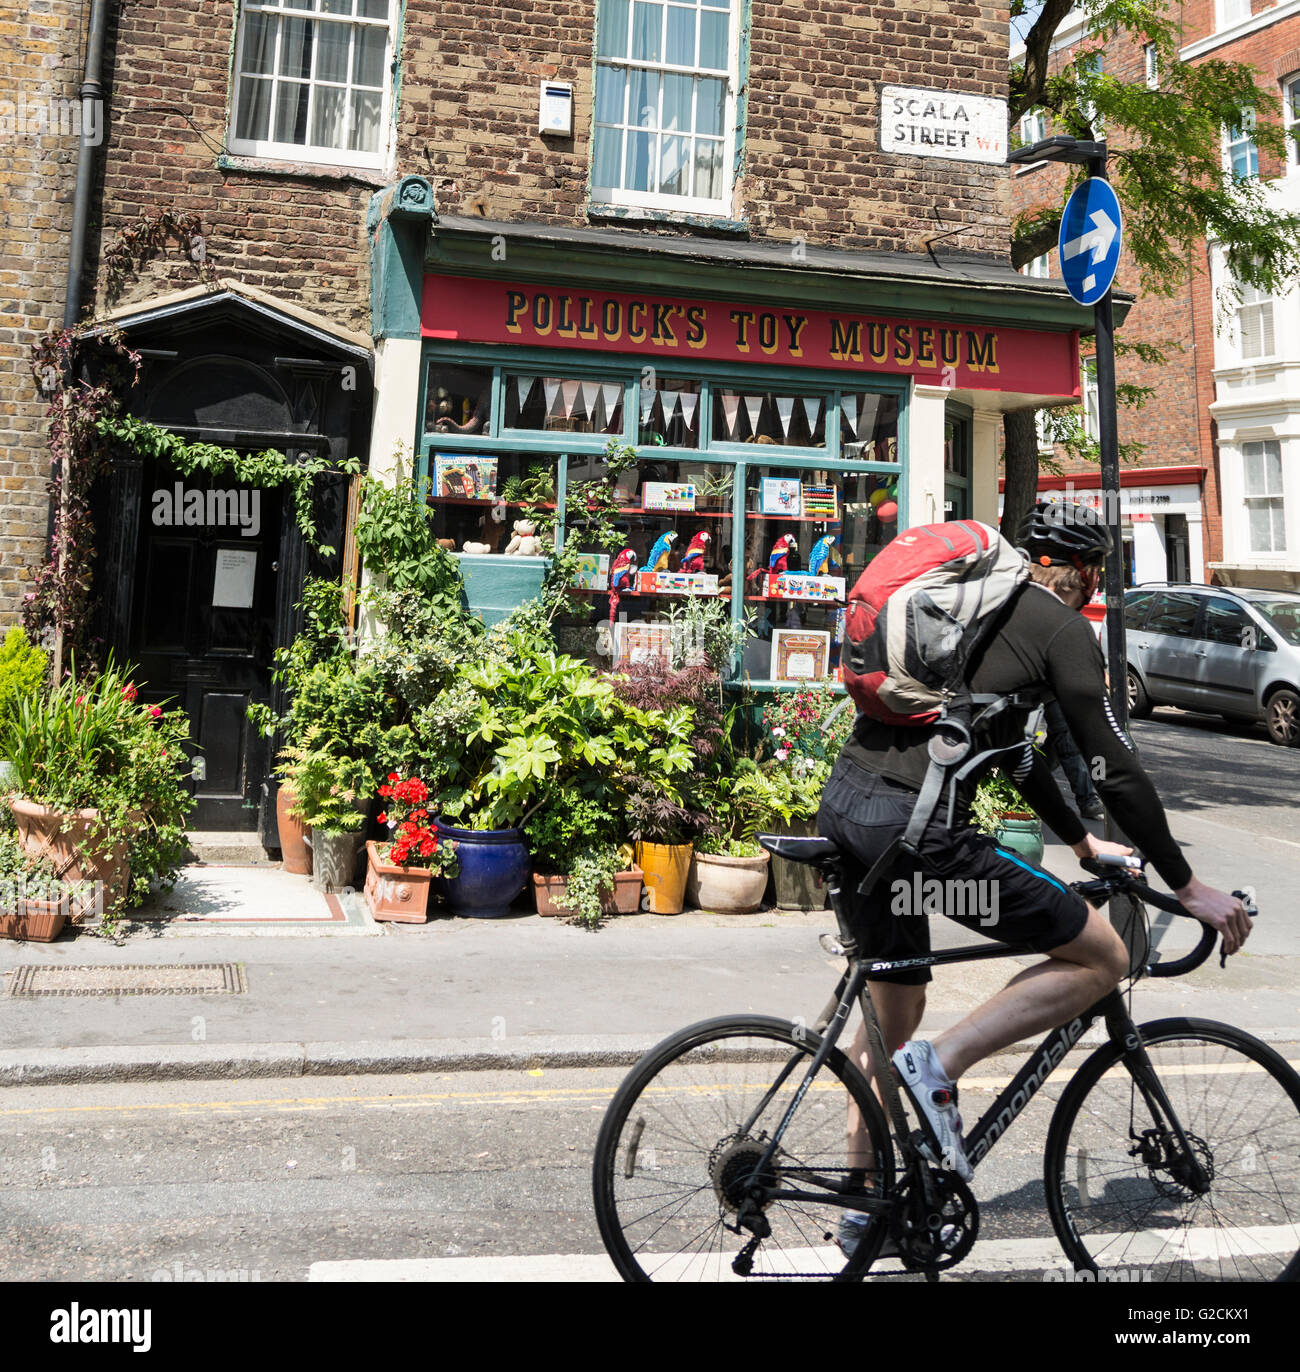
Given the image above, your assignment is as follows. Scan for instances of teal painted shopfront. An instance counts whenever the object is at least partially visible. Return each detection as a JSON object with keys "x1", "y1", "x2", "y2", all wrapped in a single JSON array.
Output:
[{"x1": 365, "y1": 180, "x2": 1095, "y2": 691}]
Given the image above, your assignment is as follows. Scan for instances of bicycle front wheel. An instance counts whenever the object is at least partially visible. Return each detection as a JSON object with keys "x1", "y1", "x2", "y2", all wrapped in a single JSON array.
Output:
[
  {"x1": 593, "y1": 1015, "x2": 895, "y2": 1281},
  {"x1": 1045, "y1": 1019, "x2": 1300, "y2": 1281}
]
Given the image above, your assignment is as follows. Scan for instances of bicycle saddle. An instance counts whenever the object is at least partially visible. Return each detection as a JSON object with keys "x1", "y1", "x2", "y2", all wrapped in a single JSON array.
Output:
[{"x1": 758, "y1": 834, "x2": 844, "y2": 873}]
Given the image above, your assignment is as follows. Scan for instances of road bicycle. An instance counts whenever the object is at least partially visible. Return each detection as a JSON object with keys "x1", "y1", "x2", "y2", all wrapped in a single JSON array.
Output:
[{"x1": 592, "y1": 839, "x2": 1300, "y2": 1282}]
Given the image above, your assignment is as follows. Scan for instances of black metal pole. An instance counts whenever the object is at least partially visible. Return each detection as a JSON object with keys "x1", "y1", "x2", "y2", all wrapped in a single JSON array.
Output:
[{"x1": 1089, "y1": 146, "x2": 1128, "y2": 735}]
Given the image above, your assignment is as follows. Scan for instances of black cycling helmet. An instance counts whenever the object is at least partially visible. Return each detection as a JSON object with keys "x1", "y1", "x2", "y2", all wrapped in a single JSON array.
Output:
[{"x1": 1018, "y1": 500, "x2": 1113, "y2": 569}]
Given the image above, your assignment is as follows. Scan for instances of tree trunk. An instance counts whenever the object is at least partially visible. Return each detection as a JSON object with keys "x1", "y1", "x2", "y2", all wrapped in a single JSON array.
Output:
[{"x1": 1001, "y1": 409, "x2": 1041, "y2": 545}]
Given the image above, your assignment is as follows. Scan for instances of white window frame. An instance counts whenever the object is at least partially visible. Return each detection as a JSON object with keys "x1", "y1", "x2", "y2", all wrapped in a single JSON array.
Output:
[
  {"x1": 1241, "y1": 440, "x2": 1287, "y2": 555},
  {"x1": 1144, "y1": 43, "x2": 1159, "y2": 89},
  {"x1": 1285, "y1": 73, "x2": 1300, "y2": 172},
  {"x1": 1215, "y1": 0, "x2": 1252, "y2": 31},
  {"x1": 1077, "y1": 52, "x2": 1103, "y2": 131},
  {"x1": 1020, "y1": 252, "x2": 1051, "y2": 279},
  {"x1": 591, "y1": 0, "x2": 740, "y2": 217},
  {"x1": 1034, "y1": 409, "x2": 1055, "y2": 453},
  {"x1": 1234, "y1": 279, "x2": 1276, "y2": 360},
  {"x1": 227, "y1": 0, "x2": 395, "y2": 171},
  {"x1": 1018, "y1": 108, "x2": 1046, "y2": 146},
  {"x1": 1081, "y1": 357, "x2": 1100, "y2": 441},
  {"x1": 1224, "y1": 107, "x2": 1259, "y2": 180}
]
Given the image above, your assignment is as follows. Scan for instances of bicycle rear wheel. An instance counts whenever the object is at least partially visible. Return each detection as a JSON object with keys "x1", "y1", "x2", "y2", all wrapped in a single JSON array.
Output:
[
  {"x1": 593, "y1": 1014, "x2": 895, "y2": 1281},
  {"x1": 1045, "y1": 1019, "x2": 1300, "y2": 1281}
]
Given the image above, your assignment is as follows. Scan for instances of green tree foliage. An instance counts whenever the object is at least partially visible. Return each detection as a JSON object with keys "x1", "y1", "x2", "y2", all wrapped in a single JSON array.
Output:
[{"x1": 1003, "y1": 0, "x2": 1300, "y2": 530}]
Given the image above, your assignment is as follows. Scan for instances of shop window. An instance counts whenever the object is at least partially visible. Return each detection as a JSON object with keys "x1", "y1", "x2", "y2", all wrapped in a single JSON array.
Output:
[
  {"x1": 739, "y1": 466, "x2": 898, "y2": 685},
  {"x1": 1225, "y1": 110, "x2": 1258, "y2": 181},
  {"x1": 423, "y1": 364, "x2": 493, "y2": 437},
  {"x1": 424, "y1": 452, "x2": 559, "y2": 554},
  {"x1": 1243, "y1": 440, "x2": 1286, "y2": 553},
  {"x1": 592, "y1": 0, "x2": 736, "y2": 214},
  {"x1": 553, "y1": 453, "x2": 736, "y2": 669},
  {"x1": 229, "y1": 0, "x2": 394, "y2": 169},
  {"x1": 840, "y1": 391, "x2": 900, "y2": 457},
  {"x1": 712, "y1": 389, "x2": 827, "y2": 447},
  {"x1": 503, "y1": 374, "x2": 626, "y2": 433},
  {"x1": 1234, "y1": 281, "x2": 1275, "y2": 360},
  {"x1": 636, "y1": 376, "x2": 703, "y2": 447}
]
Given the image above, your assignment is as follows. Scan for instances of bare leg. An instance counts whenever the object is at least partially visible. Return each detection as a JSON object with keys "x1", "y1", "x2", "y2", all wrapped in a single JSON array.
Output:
[
  {"x1": 847, "y1": 980, "x2": 925, "y2": 1170},
  {"x1": 932, "y1": 903, "x2": 1128, "y2": 1082}
]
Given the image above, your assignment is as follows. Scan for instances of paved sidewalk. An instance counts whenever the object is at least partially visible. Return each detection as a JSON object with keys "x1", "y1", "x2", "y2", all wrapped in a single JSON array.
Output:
[{"x1": 1, "y1": 789, "x2": 1295, "y2": 1086}]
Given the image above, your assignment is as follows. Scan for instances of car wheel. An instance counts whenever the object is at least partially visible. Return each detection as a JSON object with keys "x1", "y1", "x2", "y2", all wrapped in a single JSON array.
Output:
[
  {"x1": 1265, "y1": 689, "x2": 1300, "y2": 747},
  {"x1": 1126, "y1": 668, "x2": 1153, "y2": 719}
]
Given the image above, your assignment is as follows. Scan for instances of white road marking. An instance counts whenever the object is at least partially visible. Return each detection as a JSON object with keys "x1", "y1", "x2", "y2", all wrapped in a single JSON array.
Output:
[{"x1": 309, "y1": 1223, "x2": 1300, "y2": 1282}]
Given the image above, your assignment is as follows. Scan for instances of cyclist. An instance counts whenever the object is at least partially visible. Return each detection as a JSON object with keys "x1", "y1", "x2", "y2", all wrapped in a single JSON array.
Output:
[{"x1": 821, "y1": 501, "x2": 1252, "y2": 1254}]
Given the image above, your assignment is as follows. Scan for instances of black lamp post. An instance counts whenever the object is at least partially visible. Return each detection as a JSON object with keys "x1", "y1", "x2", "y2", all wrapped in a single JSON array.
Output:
[{"x1": 1007, "y1": 135, "x2": 1128, "y2": 733}]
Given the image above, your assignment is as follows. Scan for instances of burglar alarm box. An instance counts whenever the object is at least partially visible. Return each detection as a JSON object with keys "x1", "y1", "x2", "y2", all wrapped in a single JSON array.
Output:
[{"x1": 539, "y1": 81, "x2": 574, "y2": 137}]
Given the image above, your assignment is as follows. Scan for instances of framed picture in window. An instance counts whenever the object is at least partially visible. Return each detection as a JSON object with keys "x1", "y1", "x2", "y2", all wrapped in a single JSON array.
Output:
[
  {"x1": 772, "y1": 629, "x2": 831, "y2": 682},
  {"x1": 761, "y1": 477, "x2": 803, "y2": 516}
]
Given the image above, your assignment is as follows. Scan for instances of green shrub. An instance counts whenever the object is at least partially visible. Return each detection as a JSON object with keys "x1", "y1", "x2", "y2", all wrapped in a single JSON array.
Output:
[{"x1": 0, "y1": 627, "x2": 47, "y2": 719}]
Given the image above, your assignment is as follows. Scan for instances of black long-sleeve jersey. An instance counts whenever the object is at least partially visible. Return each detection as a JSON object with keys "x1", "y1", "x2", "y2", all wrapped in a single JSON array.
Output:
[{"x1": 839, "y1": 580, "x2": 1193, "y2": 892}]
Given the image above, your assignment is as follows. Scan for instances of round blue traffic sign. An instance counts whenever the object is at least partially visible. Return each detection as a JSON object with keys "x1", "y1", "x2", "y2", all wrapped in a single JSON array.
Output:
[{"x1": 1057, "y1": 178, "x2": 1123, "y2": 307}]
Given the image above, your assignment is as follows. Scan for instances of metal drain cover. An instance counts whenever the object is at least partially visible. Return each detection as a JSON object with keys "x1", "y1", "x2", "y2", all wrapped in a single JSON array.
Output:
[{"x1": 6, "y1": 963, "x2": 247, "y2": 997}]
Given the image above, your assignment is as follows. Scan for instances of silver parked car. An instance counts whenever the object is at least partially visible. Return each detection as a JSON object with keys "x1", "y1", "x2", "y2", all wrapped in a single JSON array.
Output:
[{"x1": 1120, "y1": 584, "x2": 1300, "y2": 746}]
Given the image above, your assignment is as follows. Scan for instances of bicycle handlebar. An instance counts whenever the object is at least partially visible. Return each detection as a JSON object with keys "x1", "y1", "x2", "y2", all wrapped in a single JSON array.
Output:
[{"x1": 1076, "y1": 855, "x2": 1258, "y2": 979}]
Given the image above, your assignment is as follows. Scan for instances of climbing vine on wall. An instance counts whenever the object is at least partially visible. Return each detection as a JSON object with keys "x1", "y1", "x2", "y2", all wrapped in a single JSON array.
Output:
[{"x1": 101, "y1": 208, "x2": 215, "y2": 305}]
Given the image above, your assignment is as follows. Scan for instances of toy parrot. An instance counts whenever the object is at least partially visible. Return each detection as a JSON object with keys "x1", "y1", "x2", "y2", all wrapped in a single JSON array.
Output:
[
  {"x1": 809, "y1": 533, "x2": 841, "y2": 578},
  {"x1": 645, "y1": 529, "x2": 679, "y2": 574},
  {"x1": 608, "y1": 546, "x2": 639, "y2": 625},
  {"x1": 679, "y1": 530, "x2": 710, "y2": 574},
  {"x1": 746, "y1": 533, "x2": 798, "y2": 588}
]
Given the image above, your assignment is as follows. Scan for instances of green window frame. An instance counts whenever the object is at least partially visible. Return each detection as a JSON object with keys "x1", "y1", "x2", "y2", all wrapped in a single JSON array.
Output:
[{"x1": 415, "y1": 342, "x2": 909, "y2": 689}]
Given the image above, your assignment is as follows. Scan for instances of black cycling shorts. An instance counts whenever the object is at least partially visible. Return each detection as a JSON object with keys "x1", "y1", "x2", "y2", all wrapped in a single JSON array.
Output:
[{"x1": 816, "y1": 755, "x2": 1091, "y2": 986}]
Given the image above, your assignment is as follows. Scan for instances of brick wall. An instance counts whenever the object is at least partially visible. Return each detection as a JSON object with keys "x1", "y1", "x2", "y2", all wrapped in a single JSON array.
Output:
[
  {"x1": 98, "y1": 0, "x2": 372, "y2": 328},
  {"x1": 0, "y1": 0, "x2": 82, "y2": 625},
  {"x1": 405, "y1": 0, "x2": 1013, "y2": 255}
]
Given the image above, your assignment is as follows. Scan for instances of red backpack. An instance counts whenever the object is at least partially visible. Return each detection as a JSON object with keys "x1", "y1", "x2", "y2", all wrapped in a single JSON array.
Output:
[{"x1": 843, "y1": 520, "x2": 1028, "y2": 726}]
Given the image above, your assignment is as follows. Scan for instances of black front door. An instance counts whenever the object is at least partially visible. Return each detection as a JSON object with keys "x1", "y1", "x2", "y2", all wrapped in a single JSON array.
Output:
[{"x1": 130, "y1": 465, "x2": 282, "y2": 829}]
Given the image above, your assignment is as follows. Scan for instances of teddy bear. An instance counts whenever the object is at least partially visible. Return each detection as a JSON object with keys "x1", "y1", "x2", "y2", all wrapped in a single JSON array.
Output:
[
  {"x1": 503, "y1": 519, "x2": 544, "y2": 556},
  {"x1": 462, "y1": 540, "x2": 492, "y2": 554}
]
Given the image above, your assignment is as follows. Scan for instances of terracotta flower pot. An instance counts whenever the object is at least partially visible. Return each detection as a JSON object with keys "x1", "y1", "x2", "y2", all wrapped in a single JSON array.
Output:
[
  {"x1": 276, "y1": 783, "x2": 312, "y2": 875},
  {"x1": 635, "y1": 841, "x2": 692, "y2": 915},
  {"x1": 363, "y1": 840, "x2": 434, "y2": 923},
  {"x1": 533, "y1": 867, "x2": 644, "y2": 918},
  {"x1": 0, "y1": 895, "x2": 71, "y2": 942},
  {"x1": 9, "y1": 798, "x2": 132, "y2": 916},
  {"x1": 687, "y1": 850, "x2": 771, "y2": 914}
]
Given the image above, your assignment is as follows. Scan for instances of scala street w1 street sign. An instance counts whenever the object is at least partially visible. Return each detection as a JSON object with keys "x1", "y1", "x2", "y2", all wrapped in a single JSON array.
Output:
[{"x1": 1058, "y1": 177, "x2": 1123, "y2": 307}]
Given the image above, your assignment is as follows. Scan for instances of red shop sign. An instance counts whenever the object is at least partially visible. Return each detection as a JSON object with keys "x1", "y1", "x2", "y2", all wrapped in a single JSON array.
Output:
[{"x1": 422, "y1": 274, "x2": 1080, "y2": 396}]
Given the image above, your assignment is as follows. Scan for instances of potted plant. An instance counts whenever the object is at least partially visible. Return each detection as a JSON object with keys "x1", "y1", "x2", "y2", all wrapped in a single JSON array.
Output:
[
  {"x1": 0, "y1": 656, "x2": 193, "y2": 924},
  {"x1": 525, "y1": 791, "x2": 642, "y2": 928},
  {"x1": 364, "y1": 773, "x2": 458, "y2": 922},
  {"x1": 684, "y1": 765, "x2": 774, "y2": 914},
  {"x1": 626, "y1": 786, "x2": 713, "y2": 915},
  {"x1": 419, "y1": 636, "x2": 691, "y2": 919},
  {"x1": 280, "y1": 747, "x2": 368, "y2": 893},
  {"x1": 971, "y1": 770, "x2": 1043, "y2": 863},
  {"x1": 0, "y1": 835, "x2": 91, "y2": 942}
]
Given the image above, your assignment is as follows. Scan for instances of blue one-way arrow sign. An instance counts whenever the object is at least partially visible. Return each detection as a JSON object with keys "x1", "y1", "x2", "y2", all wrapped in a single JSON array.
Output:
[{"x1": 1058, "y1": 177, "x2": 1123, "y2": 306}]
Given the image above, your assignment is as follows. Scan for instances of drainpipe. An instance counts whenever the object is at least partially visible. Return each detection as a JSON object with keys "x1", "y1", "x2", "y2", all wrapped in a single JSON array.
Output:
[{"x1": 52, "y1": 0, "x2": 109, "y2": 681}]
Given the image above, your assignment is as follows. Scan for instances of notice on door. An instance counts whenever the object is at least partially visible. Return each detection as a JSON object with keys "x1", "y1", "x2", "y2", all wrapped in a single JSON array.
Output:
[{"x1": 213, "y1": 548, "x2": 257, "y2": 609}]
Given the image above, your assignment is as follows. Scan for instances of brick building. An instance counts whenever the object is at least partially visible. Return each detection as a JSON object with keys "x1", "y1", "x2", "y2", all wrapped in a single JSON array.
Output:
[
  {"x1": 1009, "y1": 1, "x2": 1300, "y2": 592},
  {"x1": 5, "y1": 0, "x2": 1096, "y2": 844}
]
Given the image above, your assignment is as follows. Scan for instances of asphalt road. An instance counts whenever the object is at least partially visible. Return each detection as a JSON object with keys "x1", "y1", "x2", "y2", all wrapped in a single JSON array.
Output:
[{"x1": 2, "y1": 1049, "x2": 1296, "y2": 1285}]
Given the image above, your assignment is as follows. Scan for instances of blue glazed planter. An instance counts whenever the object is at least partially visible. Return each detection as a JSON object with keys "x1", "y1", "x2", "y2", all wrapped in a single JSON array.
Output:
[{"x1": 433, "y1": 819, "x2": 531, "y2": 918}]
